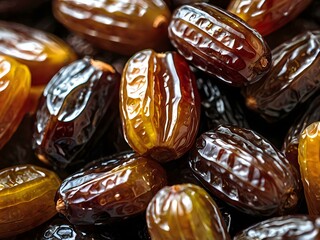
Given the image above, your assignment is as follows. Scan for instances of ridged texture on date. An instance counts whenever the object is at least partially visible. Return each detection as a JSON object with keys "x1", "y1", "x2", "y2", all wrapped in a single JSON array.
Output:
[
  {"x1": 298, "y1": 122, "x2": 320, "y2": 215},
  {"x1": 146, "y1": 184, "x2": 230, "y2": 240},
  {"x1": 53, "y1": 0, "x2": 171, "y2": 56},
  {"x1": 234, "y1": 215, "x2": 320, "y2": 239},
  {"x1": 282, "y1": 95, "x2": 320, "y2": 171},
  {"x1": 120, "y1": 49, "x2": 201, "y2": 163},
  {"x1": 0, "y1": 55, "x2": 31, "y2": 149},
  {"x1": 33, "y1": 57, "x2": 120, "y2": 168},
  {"x1": 55, "y1": 154, "x2": 167, "y2": 225},
  {"x1": 0, "y1": 20, "x2": 76, "y2": 86},
  {"x1": 168, "y1": 3, "x2": 271, "y2": 87},
  {"x1": 244, "y1": 30, "x2": 320, "y2": 122},
  {"x1": 0, "y1": 164, "x2": 61, "y2": 238},
  {"x1": 189, "y1": 125, "x2": 301, "y2": 216}
]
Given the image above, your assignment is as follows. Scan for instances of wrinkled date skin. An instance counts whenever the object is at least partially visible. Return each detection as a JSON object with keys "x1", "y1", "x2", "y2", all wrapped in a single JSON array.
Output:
[
  {"x1": 33, "y1": 57, "x2": 120, "y2": 169},
  {"x1": 244, "y1": 30, "x2": 320, "y2": 122},
  {"x1": 227, "y1": 0, "x2": 313, "y2": 36},
  {"x1": 234, "y1": 215, "x2": 320, "y2": 239},
  {"x1": 0, "y1": 164, "x2": 61, "y2": 238},
  {"x1": 189, "y1": 125, "x2": 301, "y2": 216},
  {"x1": 0, "y1": 55, "x2": 31, "y2": 150},
  {"x1": 146, "y1": 183, "x2": 230, "y2": 240},
  {"x1": 53, "y1": 0, "x2": 171, "y2": 56},
  {"x1": 298, "y1": 122, "x2": 320, "y2": 215},
  {"x1": 55, "y1": 154, "x2": 167, "y2": 225},
  {"x1": 0, "y1": 20, "x2": 77, "y2": 86},
  {"x1": 120, "y1": 49, "x2": 201, "y2": 163},
  {"x1": 168, "y1": 3, "x2": 271, "y2": 87}
]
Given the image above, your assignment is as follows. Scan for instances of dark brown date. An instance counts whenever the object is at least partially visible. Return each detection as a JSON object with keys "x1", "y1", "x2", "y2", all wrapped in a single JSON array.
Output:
[
  {"x1": 244, "y1": 30, "x2": 320, "y2": 122},
  {"x1": 168, "y1": 3, "x2": 271, "y2": 87},
  {"x1": 234, "y1": 215, "x2": 320, "y2": 239},
  {"x1": 33, "y1": 57, "x2": 120, "y2": 169},
  {"x1": 55, "y1": 153, "x2": 167, "y2": 225},
  {"x1": 189, "y1": 125, "x2": 301, "y2": 216}
]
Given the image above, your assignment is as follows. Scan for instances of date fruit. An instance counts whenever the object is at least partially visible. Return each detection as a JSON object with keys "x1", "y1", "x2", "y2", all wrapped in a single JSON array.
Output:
[
  {"x1": 298, "y1": 121, "x2": 320, "y2": 215},
  {"x1": 0, "y1": 164, "x2": 61, "y2": 238},
  {"x1": 146, "y1": 183, "x2": 230, "y2": 240},
  {"x1": 55, "y1": 154, "x2": 167, "y2": 225},
  {"x1": 189, "y1": 125, "x2": 301, "y2": 216},
  {"x1": 120, "y1": 49, "x2": 200, "y2": 163},
  {"x1": 0, "y1": 55, "x2": 31, "y2": 149},
  {"x1": 168, "y1": 3, "x2": 271, "y2": 87},
  {"x1": 53, "y1": 0, "x2": 171, "y2": 56},
  {"x1": 244, "y1": 30, "x2": 320, "y2": 122},
  {"x1": 227, "y1": 0, "x2": 313, "y2": 36},
  {"x1": 33, "y1": 57, "x2": 120, "y2": 168}
]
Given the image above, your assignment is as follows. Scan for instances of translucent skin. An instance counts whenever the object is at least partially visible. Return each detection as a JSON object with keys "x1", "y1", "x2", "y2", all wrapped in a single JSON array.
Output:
[
  {"x1": 120, "y1": 49, "x2": 201, "y2": 163},
  {"x1": 227, "y1": 0, "x2": 313, "y2": 36},
  {"x1": 146, "y1": 184, "x2": 230, "y2": 240},
  {"x1": 0, "y1": 20, "x2": 77, "y2": 86},
  {"x1": 168, "y1": 3, "x2": 271, "y2": 87},
  {"x1": 53, "y1": 0, "x2": 171, "y2": 55},
  {"x1": 298, "y1": 122, "x2": 320, "y2": 215},
  {"x1": 0, "y1": 55, "x2": 31, "y2": 149},
  {"x1": 0, "y1": 164, "x2": 61, "y2": 238}
]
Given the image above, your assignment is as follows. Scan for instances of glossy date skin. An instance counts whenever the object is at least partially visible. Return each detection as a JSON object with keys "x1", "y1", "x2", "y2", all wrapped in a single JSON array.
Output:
[
  {"x1": 189, "y1": 125, "x2": 301, "y2": 216},
  {"x1": 33, "y1": 57, "x2": 120, "y2": 169},
  {"x1": 234, "y1": 215, "x2": 320, "y2": 239},
  {"x1": 0, "y1": 20, "x2": 76, "y2": 86},
  {"x1": 55, "y1": 154, "x2": 167, "y2": 225},
  {"x1": 53, "y1": 0, "x2": 171, "y2": 56},
  {"x1": 168, "y1": 3, "x2": 271, "y2": 87},
  {"x1": 244, "y1": 30, "x2": 320, "y2": 122},
  {"x1": 120, "y1": 49, "x2": 201, "y2": 163},
  {"x1": 146, "y1": 184, "x2": 230, "y2": 240}
]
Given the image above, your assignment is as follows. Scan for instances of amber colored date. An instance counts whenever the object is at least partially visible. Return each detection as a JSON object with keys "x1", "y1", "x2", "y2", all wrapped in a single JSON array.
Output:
[
  {"x1": 227, "y1": 0, "x2": 313, "y2": 36},
  {"x1": 244, "y1": 30, "x2": 320, "y2": 122},
  {"x1": 55, "y1": 154, "x2": 167, "y2": 225},
  {"x1": 189, "y1": 125, "x2": 301, "y2": 216},
  {"x1": 33, "y1": 57, "x2": 120, "y2": 169},
  {"x1": 120, "y1": 49, "x2": 201, "y2": 163},
  {"x1": 0, "y1": 55, "x2": 31, "y2": 150},
  {"x1": 0, "y1": 20, "x2": 76, "y2": 86},
  {"x1": 146, "y1": 184, "x2": 230, "y2": 240},
  {"x1": 53, "y1": 0, "x2": 171, "y2": 56},
  {"x1": 168, "y1": 3, "x2": 271, "y2": 87},
  {"x1": 234, "y1": 215, "x2": 320, "y2": 239},
  {"x1": 298, "y1": 122, "x2": 320, "y2": 215},
  {"x1": 0, "y1": 164, "x2": 61, "y2": 238}
]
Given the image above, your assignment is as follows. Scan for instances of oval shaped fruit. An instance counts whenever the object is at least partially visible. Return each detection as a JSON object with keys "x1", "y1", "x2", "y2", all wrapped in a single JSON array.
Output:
[
  {"x1": 234, "y1": 215, "x2": 320, "y2": 240},
  {"x1": 0, "y1": 55, "x2": 31, "y2": 149},
  {"x1": 298, "y1": 121, "x2": 320, "y2": 215},
  {"x1": 53, "y1": 0, "x2": 171, "y2": 56},
  {"x1": 244, "y1": 30, "x2": 320, "y2": 122},
  {"x1": 0, "y1": 164, "x2": 61, "y2": 238},
  {"x1": 168, "y1": 3, "x2": 271, "y2": 87},
  {"x1": 189, "y1": 125, "x2": 301, "y2": 216},
  {"x1": 33, "y1": 57, "x2": 120, "y2": 169},
  {"x1": 146, "y1": 183, "x2": 230, "y2": 240},
  {"x1": 55, "y1": 154, "x2": 167, "y2": 225},
  {"x1": 0, "y1": 20, "x2": 77, "y2": 86},
  {"x1": 120, "y1": 49, "x2": 201, "y2": 163},
  {"x1": 227, "y1": 0, "x2": 313, "y2": 36}
]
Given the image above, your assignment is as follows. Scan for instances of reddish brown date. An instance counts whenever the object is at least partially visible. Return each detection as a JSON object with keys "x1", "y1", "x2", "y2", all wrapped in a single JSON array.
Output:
[
  {"x1": 244, "y1": 30, "x2": 320, "y2": 122},
  {"x1": 120, "y1": 49, "x2": 201, "y2": 163},
  {"x1": 189, "y1": 125, "x2": 301, "y2": 216},
  {"x1": 168, "y1": 3, "x2": 271, "y2": 87},
  {"x1": 33, "y1": 57, "x2": 120, "y2": 168},
  {"x1": 55, "y1": 153, "x2": 167, "y2": 225}
]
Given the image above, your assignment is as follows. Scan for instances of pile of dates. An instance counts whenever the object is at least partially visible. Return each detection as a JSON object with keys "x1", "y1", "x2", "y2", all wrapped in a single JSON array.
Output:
[{"x1": 0, "y1": 0, "x2": 320, "y2": 239}]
